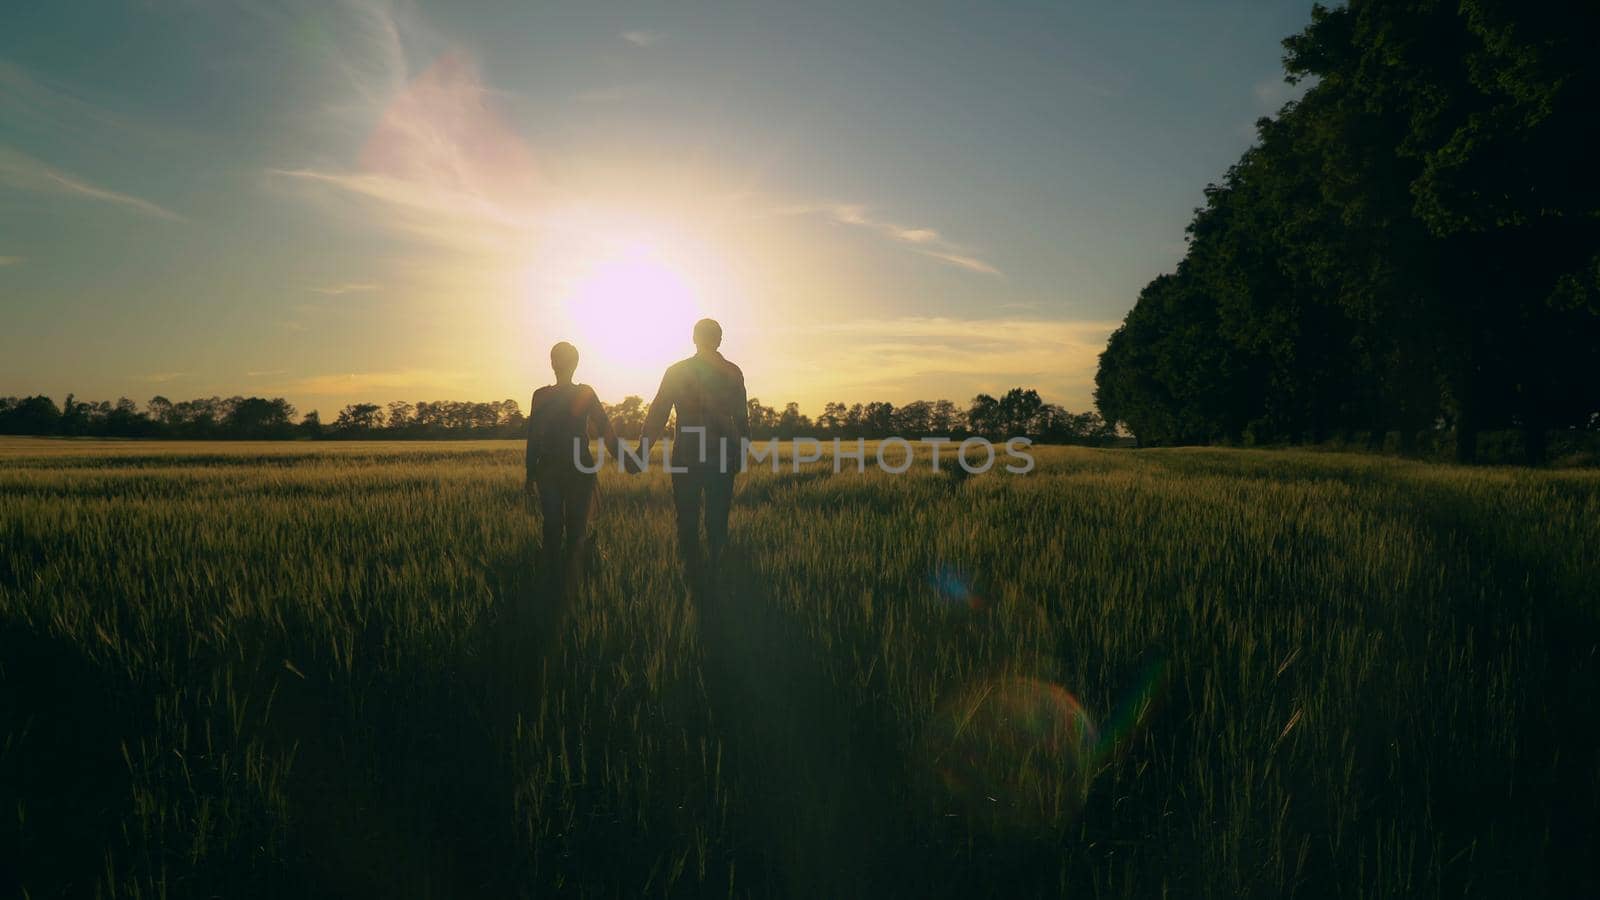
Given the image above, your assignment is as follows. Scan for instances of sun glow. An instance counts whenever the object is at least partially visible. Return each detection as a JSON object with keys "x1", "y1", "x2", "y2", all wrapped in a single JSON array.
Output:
[{"x1": 549, "y1": 241, "x2": 706, "y2": 396}]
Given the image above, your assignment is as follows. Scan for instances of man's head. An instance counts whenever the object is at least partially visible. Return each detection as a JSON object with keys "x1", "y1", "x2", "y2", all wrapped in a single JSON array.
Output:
[
  {"x1": 550, "y1": 341, "x2": 579, "y2": 380},
  {"x1": 693, "y1": 318, "x2": 723, "y2": 352}
]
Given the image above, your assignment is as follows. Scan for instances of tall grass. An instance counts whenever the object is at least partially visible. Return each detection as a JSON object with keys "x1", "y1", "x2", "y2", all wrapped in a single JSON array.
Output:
[{"x1": 1, "y1": 438, "x2": 1595, "y2": 897}]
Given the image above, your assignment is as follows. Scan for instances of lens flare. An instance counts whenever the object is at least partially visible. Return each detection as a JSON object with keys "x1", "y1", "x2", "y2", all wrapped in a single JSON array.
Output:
[
  {"x1": 1090, "y1": 656, "x2": 1169, "y2": 768},
  {"x1": 922, "y1": 676, "x2": 1098, "y2": 828},
  {"x1": 930, "y1": 564, "x2": 986, "y2": 611}
]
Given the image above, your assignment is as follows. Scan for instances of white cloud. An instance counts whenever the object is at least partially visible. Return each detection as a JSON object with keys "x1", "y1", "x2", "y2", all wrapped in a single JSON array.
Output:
[
  {"x1": 766, "y1": 316, "x2": 1119, "y2": 409},
  {"x1": 309, "y1": 281, "x2": 382, "y2": 295},
  {"x1": 916, "y1": 249, "x2": 1002, "y2": 276},
  {"x1": 0, "y1": 60, "x2": 191, "y2": 148},
  {"x1": 268, "y1": 47, "x2": 544, "y2": 256},
  {"x1": 621, "y1": 30, "x2": 663, "y2": 47},
  {"x1": 782, "y1": 203, "x2": 1001, "y2": 276},
  {"x1": 260, "y1": 367, "x2": 469, "y2": 397},
  {"x1": 272, "y1": 5, "x2": 1001, "y2": 293},
  {"x1": 0, "y1": 146, "x2": 183, "y2": 221},
  {"x1": 324, "y1": 0, "x2": 418, "y2": 113}
]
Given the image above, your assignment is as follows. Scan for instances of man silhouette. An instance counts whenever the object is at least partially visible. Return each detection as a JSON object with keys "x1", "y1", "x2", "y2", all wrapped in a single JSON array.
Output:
[{"x1": 641, "y1": 318, "x2": 748, "y2": 578}]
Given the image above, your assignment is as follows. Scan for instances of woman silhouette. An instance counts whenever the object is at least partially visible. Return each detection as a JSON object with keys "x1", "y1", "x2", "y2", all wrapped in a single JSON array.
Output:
[{"x1": 525, "y1": 342, "x2": 620, "y2": 592}]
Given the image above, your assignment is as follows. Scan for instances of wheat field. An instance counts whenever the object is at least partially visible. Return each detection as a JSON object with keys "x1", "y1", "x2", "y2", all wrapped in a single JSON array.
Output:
[{"x1": 1, "y1": 437, "x2": 1596, "y2": 897}]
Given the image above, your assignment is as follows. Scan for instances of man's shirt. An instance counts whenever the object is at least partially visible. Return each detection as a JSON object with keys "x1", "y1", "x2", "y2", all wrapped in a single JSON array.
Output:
[{"x1": 643, "y1": 351, "x2": 748, "y2": 469}]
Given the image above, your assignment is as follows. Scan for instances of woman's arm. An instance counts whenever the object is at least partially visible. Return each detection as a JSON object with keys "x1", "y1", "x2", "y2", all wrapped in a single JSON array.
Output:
[
  {"x1": 524, "y1": 389, "x2": 544, "y2": 492},
  {"x1": 586, "y1": 387, "x2": 622, "y2": 460}
]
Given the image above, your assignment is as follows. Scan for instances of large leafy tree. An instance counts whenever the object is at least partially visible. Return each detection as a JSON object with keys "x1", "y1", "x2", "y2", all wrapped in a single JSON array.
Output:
[
  {"x1": 1285, "y1": 0, "x2": 1600, "y2": 461},
  {"x1": 1098, "y1": 0, "x2": 1600, "y2": 462},
  {"x1": 1096, "y1": 270, "x2": 1259, "y2": 445}
]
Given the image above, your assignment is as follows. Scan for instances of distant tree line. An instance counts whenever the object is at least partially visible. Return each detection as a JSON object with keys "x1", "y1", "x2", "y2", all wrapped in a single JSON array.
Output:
[
  {"x1": 0, "y1": 395, "x2": 530, "y2": 440},
  {"x1": 325, "y1": 400, "x2": 527, "y2": 438},
  {"x1": 0, "y1": 394, "x2": 308, "y2": 439},
  {"x1": 737, "y1": 388, "x2": 1111, "y2": 442},
  {"x1": 0, "y1": 388, "x2": 1115, "y2": 444},
  {"x1": 1095, "y1": 1, "x2": 1600, "y2": 464}
]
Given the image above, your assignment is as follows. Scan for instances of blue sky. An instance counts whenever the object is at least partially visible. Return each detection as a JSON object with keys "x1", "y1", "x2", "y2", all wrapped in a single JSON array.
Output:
[{"x1": 0, "y1": 0, "x2": 1315, "y2": 416}]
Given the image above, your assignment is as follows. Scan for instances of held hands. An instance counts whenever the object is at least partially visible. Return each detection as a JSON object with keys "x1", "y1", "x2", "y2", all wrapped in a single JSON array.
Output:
[{"x1": 619, "y1": 438, "x2": 648, "y2": 475}]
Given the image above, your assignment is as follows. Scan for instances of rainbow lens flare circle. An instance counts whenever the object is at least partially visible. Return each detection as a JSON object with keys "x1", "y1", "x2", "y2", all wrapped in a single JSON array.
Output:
[{"x1": 922, "y1": 676, "x2": 1100, "y2": 828}]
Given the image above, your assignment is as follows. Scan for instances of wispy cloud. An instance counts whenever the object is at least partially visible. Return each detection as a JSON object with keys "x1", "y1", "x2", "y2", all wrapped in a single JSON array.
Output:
[
  {"x1": 0, "y1": 256, "x2": 21, "y2": 266},
  {"x1": 621, "y1": 30, "x2": 663, "y2": 47},
  {"x1": 246, "y1": 369, "x2": 288, "y2": 377},
  {"x1": 0, "y1": 60, "x2": 191, "y2": 149},
  {"x1": 0, "y1": 146, "x2": 182, "y2": 220},
  {"x1": 808, "y1": 316, "x2": 1117, "y2": 353},
  {"x1": 309, "y1": 281, "x2": 382, "y2": 295},
  {"x1": 916, "y1": 249, "x2": 1004, "y2": 276},
  {"x1": 269, "y1": 45, "x2": 543, "y2": 255},
  {"x1": 321, "y1": 0, "x2": 419, "y2": 116},
  {"x1": 133, "y1": 372, "x2": 188, "y2": 384},
  {"x1": 273, "y1": 3, "x2": 1001, "y2": 300},
  {"x1": 782, "y1": 203, "x2": 1002, "y2": 276},
  {"x1": 261, "y1": 367, "x2": 469, "y2": 397},
  {"x1": 769, "y1": 316, "x2": 1118, "y2": 408}
]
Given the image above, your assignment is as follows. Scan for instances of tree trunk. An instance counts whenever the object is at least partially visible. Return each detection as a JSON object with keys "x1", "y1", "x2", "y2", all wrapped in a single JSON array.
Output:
[
  {"x1": 1523, "y1": 422, "x2": 1548, "y2": 467},
  {"x1": 1455, "y1": 410, "x2": 1479, "y2": 464},
  {"x1": 1398, "y1": 428, "x2": 1418, "y2": 457},
  {"x1": 1365, "y1": 426, "x2": 1386, "y2": 452},
  {"x1": 1453, "y1": 363, "x2": 1481, "y2": 464}
]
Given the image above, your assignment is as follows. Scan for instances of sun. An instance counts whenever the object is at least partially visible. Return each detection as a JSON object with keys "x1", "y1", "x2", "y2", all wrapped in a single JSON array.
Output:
[
  {"x1": 555, "y1": 242, "x2": 705, "y2": 395},
  {"x1": 519, "y1": 210, "x2": 742, "y2": 400}
]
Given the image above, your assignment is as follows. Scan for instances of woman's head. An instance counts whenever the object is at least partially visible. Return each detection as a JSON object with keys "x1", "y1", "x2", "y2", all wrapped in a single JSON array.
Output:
[{"x1": 550, "y1": 341, "x2": 579, "y2": 381}]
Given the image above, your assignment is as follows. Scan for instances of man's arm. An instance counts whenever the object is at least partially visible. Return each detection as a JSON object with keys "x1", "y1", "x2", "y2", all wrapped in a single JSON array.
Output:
[
  {"x1": 731, "y1": 370, "x2": 749, "y2": 442},
  {"x1": 640, "y1": 368, "x2": 675, "y2": 444}
]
